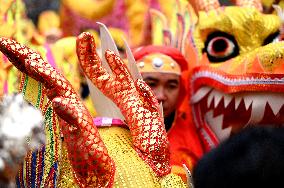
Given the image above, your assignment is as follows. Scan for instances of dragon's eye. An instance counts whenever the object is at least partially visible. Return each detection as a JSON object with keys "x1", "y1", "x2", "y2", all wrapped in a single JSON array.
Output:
[
  {"x1": 203, "y1": 32, "x2": 239, "y2": 63},
  {"x1": 263, "y1": 31, "x2": 281, "y2": 45}
]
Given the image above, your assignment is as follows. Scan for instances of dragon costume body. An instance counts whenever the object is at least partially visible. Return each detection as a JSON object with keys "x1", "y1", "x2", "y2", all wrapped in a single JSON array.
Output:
[
  {"x1": 0, "y1": 22, "x2": 188, "y2": 187},
  {"x1": 1, "y1": 0, "x2": 284, "y2": 187}
]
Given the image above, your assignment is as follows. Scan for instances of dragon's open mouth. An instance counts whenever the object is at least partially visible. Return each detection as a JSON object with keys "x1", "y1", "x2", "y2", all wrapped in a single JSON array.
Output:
[{"x1": 191, "y1": 86, "x2": 284, "y2": 144}]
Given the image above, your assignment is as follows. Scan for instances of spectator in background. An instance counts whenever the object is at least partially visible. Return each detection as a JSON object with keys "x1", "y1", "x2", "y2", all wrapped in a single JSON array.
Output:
[
  {"x1": 134, "y1": 45, "x2": 186, "y2": 130},
  {"x1": 133, "y1": 45, "x2": 203, "y2": 182},
  {"x1": 193, "y1": 126, "x2": 284, "y2": 188}
]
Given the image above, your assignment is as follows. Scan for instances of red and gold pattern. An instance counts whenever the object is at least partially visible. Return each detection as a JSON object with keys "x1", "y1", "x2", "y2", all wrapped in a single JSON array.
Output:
[
  {"x1": 0, "y1": 37, "x2": 115, "y2": 187},
  {"x1": 76, "y1": 32, "x2": 171, "y2": 177},
  {"x1": 0, "y1": 35, "x2": 187, "y2": 187}
]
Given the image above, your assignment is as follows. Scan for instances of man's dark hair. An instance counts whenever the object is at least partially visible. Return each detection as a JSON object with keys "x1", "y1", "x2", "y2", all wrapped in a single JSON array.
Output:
[{"x1": 193, "y1": 126, "x2": 284, "y2": 188}]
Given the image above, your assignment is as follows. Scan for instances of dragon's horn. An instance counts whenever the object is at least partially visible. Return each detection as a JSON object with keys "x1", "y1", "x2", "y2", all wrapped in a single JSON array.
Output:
[
  {"x1": 234, "y1": 0, "x2": 263, "y2": 12},
  {"x1": 189, "y1": 0, "x2": 220, "y2": 12}
]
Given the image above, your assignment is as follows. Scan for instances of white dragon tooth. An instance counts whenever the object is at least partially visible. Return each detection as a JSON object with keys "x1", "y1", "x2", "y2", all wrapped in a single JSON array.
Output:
[
  {"x1": 207, "y1": 89, "x2": 224, "y2": 108},
  {"x1": 243, "y1": 95, "x2": 253, "y2": 110},
  {"x1": 267, "y1": 94, "x2": 284, "y2": 116},
  {"x1": 191, "y1": 86, "x2": 212, "y2": 104},
  {"x1": 213, "y1": 91, "x2": 223, "y2": 108},
  {"x1": 234, "y1": 95, "x2": 243, "y2": 110},
  {"x1": 247, "y1": 95, "x2": 267, "y2": 125},
  {"x1": 223, "y1": 94, "x2": 233, "y2": 108},
  {"x1": 205, "y1": 110, "x2": 231, "y2": 142}
]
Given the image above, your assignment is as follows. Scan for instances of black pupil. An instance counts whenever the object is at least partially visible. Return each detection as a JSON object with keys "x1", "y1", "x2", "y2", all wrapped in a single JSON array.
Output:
[{"x1": 213, "y1": 39, "x2": 228, "y2": 53}]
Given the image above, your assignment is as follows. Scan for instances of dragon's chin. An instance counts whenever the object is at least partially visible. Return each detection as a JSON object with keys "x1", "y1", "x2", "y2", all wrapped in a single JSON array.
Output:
[{"x1": 191, "y1": 86, "x2": 284, "y2": 150}]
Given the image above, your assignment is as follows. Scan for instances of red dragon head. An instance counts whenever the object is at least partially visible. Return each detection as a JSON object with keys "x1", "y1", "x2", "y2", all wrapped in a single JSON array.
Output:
[{"x1": 186, "y1": 0, "x2": 284, "y2": 151}]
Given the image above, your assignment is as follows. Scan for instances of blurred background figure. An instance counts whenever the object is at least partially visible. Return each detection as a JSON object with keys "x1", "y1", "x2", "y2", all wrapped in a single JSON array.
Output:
[
  {"x1": 37, "y1": 10, "x2": 62, "y2": 44},
  {"x1": 0, "y1": 94, "x2": 45, "y2": 187},
  {"x1": 23, "y1": 0, "x2": 59, "y2": 24},
  {"x1": 193, "y1": 126, "x2": 284, "y2": 188},
  {"x1": 24, "y1": 0, "x2": 188, "y2": 47}
]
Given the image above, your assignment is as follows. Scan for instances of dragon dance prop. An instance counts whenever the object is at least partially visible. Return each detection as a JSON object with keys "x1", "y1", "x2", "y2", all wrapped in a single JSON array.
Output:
[
  {"x1": 184, "y1": 0, "x2": 284, "y2": 161},
  {"x1": 1, "y1": 0, "x2": 284, "y2": 186},
  {"x1": 0, "y1": 22, "x2": 188, "y2": 187}
]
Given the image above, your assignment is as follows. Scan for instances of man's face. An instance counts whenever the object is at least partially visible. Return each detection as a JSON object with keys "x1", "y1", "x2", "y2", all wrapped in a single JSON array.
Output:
[{"x1": 142, "y1": 72, "x2": 180, "y2": 118}]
